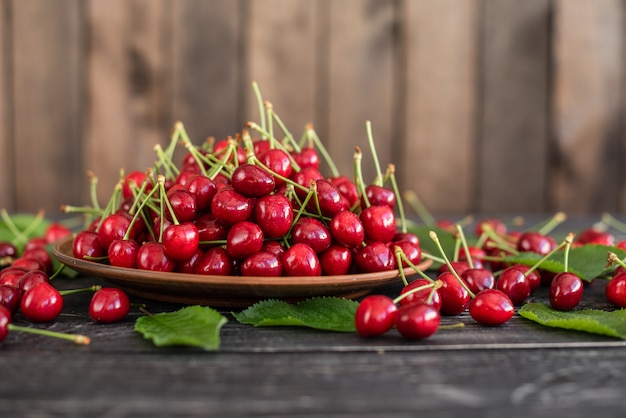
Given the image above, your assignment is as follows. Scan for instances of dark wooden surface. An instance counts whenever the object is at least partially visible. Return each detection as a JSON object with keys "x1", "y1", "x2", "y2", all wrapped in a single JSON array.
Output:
[{"x1": 3, "y1": 230, "x2": 626, "y2": 417}]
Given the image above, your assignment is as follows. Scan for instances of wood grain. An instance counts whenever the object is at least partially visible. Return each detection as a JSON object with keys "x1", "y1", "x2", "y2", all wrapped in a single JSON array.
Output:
[
  {"x1": 478, "y1": 0, "x2": 551, "y2": 214},
  {"x1": 85, "y1": 0, "x2": 172, "y2": 206},
  {"x1": 12, "y1": 0, "x2": 83, "y2": 213},
  {"x1": 326, "y1": 0, "x2": 397, "y2": 183},
  {"x1": 0, "y1": 0, "x2": 13, "y2": 210},
  {"x1": 171, "y1": 0, "x2": 242, "y2": 147},
  {"x1": 551, "y1": 0, "x2": 624, "y2": 214},
  {"x1": 401, "y1": 0, "x2": 479, "y2": 214}
]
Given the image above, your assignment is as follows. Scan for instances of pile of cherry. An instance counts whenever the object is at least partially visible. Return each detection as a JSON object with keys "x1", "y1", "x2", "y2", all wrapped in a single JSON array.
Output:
[
  {"x1": 0, "y1": 222, "x2": 131, "y2": 344},
  {"x1": 355, "y1": 216, "x2": 626, "y2": 340}
]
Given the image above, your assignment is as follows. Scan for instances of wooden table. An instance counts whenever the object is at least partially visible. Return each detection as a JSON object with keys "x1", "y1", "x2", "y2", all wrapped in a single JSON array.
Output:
[{"x1": 3, "y1": 222, "x2": 626, "y2": 417}]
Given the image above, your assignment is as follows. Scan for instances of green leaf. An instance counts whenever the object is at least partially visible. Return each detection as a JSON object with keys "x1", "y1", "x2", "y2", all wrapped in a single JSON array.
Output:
[
  {"x1": 519, "y1": 303, "x2": 626, "y2": 339},
  {"x1": 0, "y1": 212, "x2": 51, "y2": 250},
  {"x1": 135, "y1": 306, "x2": 227, "y2": 350},
  {"x1": 233, "y1": 297, "x2": 359, "y2": 332},
  {"x1": 503, "y1": 245, "x2": 626, "y2": 281}
]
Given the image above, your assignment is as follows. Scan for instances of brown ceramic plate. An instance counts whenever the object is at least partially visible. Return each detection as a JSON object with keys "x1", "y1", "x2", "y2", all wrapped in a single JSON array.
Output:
[{"x1": 53, "y1": 236, "x2": 432, "y2": 308}]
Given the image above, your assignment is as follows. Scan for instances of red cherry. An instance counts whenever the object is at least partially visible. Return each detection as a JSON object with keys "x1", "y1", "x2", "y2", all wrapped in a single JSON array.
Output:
[
  {"x1": 360, "y1": 205, "x2": 396, "y2": 244},
  {"x1": 395, "y1": 303, "x2": 440, "y2": 340},
  {"x1": 259, "y1": 149, "x2": 293, "y2": 187},
  {"x1": 354, "y1": 295, "x2": 397, "y2": 337},
  {"x1": 97, "y1": 213, "x2": 133, "y2": 250},
  {"x1": 0, "y1": 268, "x2": 28, "y2": 288},
  {"x1": 290, "y1": 218, "x2": 331, "y2": 254},
  {"x1": 516, "y1": 231, "x2": 555, "y2": 256},
  {"x1": 606, "y1": 272, "x2": 626, "y2": 308},
  {"x1": 460, "y1": 268, "x2": 494, "y2": 294},
  {"x1": 281, "y1": 243, "x2": 322, "y2": 276},
  {"x1": 210, "y1": 189, "x2": 253, "y2": 225},
  {"x1": 89, "y1": 288, "x2": 130, "y2": 323},
  {"x1": 0, "y1": 305, "x2": 10, "y2": 342},
  {"x1": 308, "y1": 179, "x2": 347, "y2": 217},
  {"x1": 231, "y1": 164, "x2": 275, "y2": 197},
  {"x1": 437, "y1": 272, "x2": 471, "y2": 316},
  {"x1": 184, "y1": 174, "x2": 217, "y2": 211},
  {"x1": 509, "y1": 263, "x2": 541, "y2": 292},
  {"x1": 226, "y1": 222, "x2": 264, "y2": 260},
  {"x1": 293, "y1": 147, "x2": 320, "y2": 170},
  {"x1": 241, "y1": 252, "x2": 282, "y2": 277},
  {"x1": 364, "y1": 185, "x2": 396, "y2": 209},
  {"x1": 195, "y1": 247, "x2": 233, "y2": 276},
  {"x1": 474, "y1": 218, "x2": 507, "y2": 237},
  {"x1": 166, "y1": 189, "x2": 197, "y2": 223},
  {"x1": 253, "y1": 194, "x2": 293, "y2": 238},
  {"x1": 136, "y1": 242, "x2": 176, "y2": 272},
  {"x1": 162, "y1": 223, "x2": 200, "y2": 261},
  {"x1": 194, "y1": 214, "x2": 228, "y2": 248},
  {"x1": 122, "y1": 170, "x2": 150, "y2": 199},
  {"x1": 21, "y1": 247, "x2": 53, "y2": 275},
  {"x1": 0, "y1": 284, "x2": 20, "y2": 314},
  {"x1": 18, "y1": 270, "x2": 50, "y2": 296},
  {"x1": 549, "y1": 272, "x2": 583, "y2": 311},
  {"x1": 20, "y1": 282, "x2": 64, "y2": 323},
  {"x1": 496, "y1": 267, "x2": 531, "y2": 305},
  {"x1": 0, "y1": 242, "x2": 18, "y2": 258},
  {"x1": 469, "y1": 289, "x2": 514, "y2": 326},
  {"x1": 44, "y1": 222, "x2": 72, "y2": 243},
  {"x1": 329, "y1": 211, "x2": 365, "y2": 249},
  {"x1": 319, "y1": 244, "x2": 353, "y2": 275},
  {"x1": 354, "y1": 242, "x2": 395, "y2": 273},
  {"x1": 399, "y1": 278, "x2": 441, "y2": 310},
  {"x1": 107, "y1": 239, "x2": 139, "y2": 268},
  {"x1": 392, "y1": 240, "x2": 422, "y2": 267},
  {"x1": 438, "y1": 261, "x2": 470, "y2": 277}
]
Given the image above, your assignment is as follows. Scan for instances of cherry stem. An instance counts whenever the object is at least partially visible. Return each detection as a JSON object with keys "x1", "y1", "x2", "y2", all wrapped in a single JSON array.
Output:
[
  {"x1": 420, "y1": 252, "x2": 446, "y2": 265},
  {"x1": 251, "y1": 81, "x2": 267, "y2": 133},
  {"x1": 353, "y1": 147, "x2": 370, "y2": 209},
  {"x1": 306, "y1": 124, "x2": 339, "y2": 178},
  {"x1": 402, "y1": 190, "x2": 436, "y2": 225},
  {"x1": 429, "y1": 230, "x2": 475, "y2": 298},
  {"x1": 533, "y1": 212, "x2": 567, "y2": 236},
  {"x1": 154, "y1": 143, "x2": 180, "y2": 180},
  {"x1": 59, "y1": 285, "x2": 102, "y2": 296},
  {"x1": 439, "y1": 323, "x2": 465, "y2": 330},
  {"x1": 1, "y1": 208, "x2": 45, "y2": 247},
  {"x1": 562, "y1": 233, "x2": 574, "y2": 273},
  {"x1": 455, "y1": 224, "x2": 475, "y2": 269},
  {"x1": 243, "y1": 125, "x2": 302, "y2": 171},
  {"x1": 523, "y1": 233, "x2": 574, "y2": 277},
  {"x1": 601, "y1": 213, "x2": 626, "y2": 234},
  {"x1": 608, "y1": 252, "x2": 626, "y2": 270},
  {"x1": 365, "y1": 121, "x2": 383, "y2": 186},
  {"x1": 8, "y1": 324, "x2": 90, "y2": 345},
  {"x1": 393, "y1": 246, "x2": 435, "y2": 286},
  {"x1": 87, "y1": 171, "x2": 102, "y2": 211},
  {"x1": 452, "y1": 235, "x2": 461, "y2": 262},
  {"x1": 386, "y1": 164, "x2": 407, "y2": 233},
  {"x1": 268, "y1": 102, "x2": 299, "y2": 152},
  {"x1": 48, "y1": 263, "x2": 66, "y2": 281}
]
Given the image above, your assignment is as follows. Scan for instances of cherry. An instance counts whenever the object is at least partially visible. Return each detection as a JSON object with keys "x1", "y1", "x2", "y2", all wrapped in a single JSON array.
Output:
[
  {"x1": 461, "y1": 268, "x2": 495, "y2": 294},
  {"x1": 329, "y1": 211, "x2": 365, "y2": 249},
  {"x1": 89, "y1": 287, "x2": 131, "y2": 323},
  {"x1": 24, "y1": 237, "x2": 48, "y2": 252},
  {"x1": 399, "y1": 278, "x2": 441, "y2": 310},
  {"x1": 213, "y1": 139, "x2": 246, "y2": 165},
  {"x1": 469, "y1": 289, "x2": 514, "y2": 326},
  {"x1": 508, "y1": 263, "x2": 541, "y2": 292},
  {"x1": 20, "y1": 282, "x2": 64, "y2": 322},
  {"x1": 516, "y1": 231, "x2": 555, "y2": 256},
  {"x1": 231, "y1": 163, "x2": 275, "y2": 197},
  {"x1": 392, "y1": 232, "x2": 419, "y2": 246},
  {"x1": 293, "y1": 147, "x2": 320, "y2": 170},
  {"x1": 122, "y1": 170, "x2": 150, "y2": 199},
  {"x1": 184, "y1": 174, "x2": 217, "y2": 212},
  {"x1": 606, "y1": 272, "x2": 626, "y2": 308},
  {"x1": 18, "y1": 270, "x2": 50, "y2": 296},
  {"x1": 162, "y1": 223, "x2": 200, "y2": 261},
  {"x1": 364, "y1": 185, "x2": 396, "y2": 209},
  {"x1": 195, "y1": 247, "x2": 233, "y2": 276},
  {"x1": 253, "y1": 194, "x2": 294, "y2": 238},
  {"x1": 474, "y1": 218, "x2": 507, "y2": 237},
  {"x1": 97, "y1": 212, "x2": 134, "y2": 250},
  {"x1": 258, "y1": 149, "x2": 292, "y2": 187},
  {"x1": 241, "y1": 252, "x2": 282, "y2": 276},
  {"x1": 194, "y1": 213, "x2": 228, "y2": 247},
  {"x1": 319, "y1": 244, "x2": 353, "y2": 275},
  {"x1": 308, "y1": 179, "x2": 347, "y2": 217},
  {"x1": 437, "y1": 261, "x2": 470, "y2": 277},
  {"x1": 136, "y1": 242, "x2": 176, "y2": 272},
  {"x1": 210, "y1": 188, "x2": 254, "y2": 225},
  {"x1": 44, "y1": 222, "x2": 72, "y2": 243},
  {"x1": 354, "y1": 242, "x2": 395, "y2": 273},
  {"x1": 21, "y1": 247, "x2": 53, "y2": 275},
  {"x1": 496, "y1": 267, "x2": 531, "y2": 306},
  {"x1": 0, "y1": 242, "x2": 18, "y2": 259},
  {"x1": 437, "y1": 271, "x2": 471, "y2": 316},
  {"x1": 354, "y1": 294, "x2": 397, "y2": 337},
  {"x1": 333, "y1": 177, "x2": 359, "y2": 208},
  {"x1": 0, "y1": 268, "x2": 28, "y2": 288},
  {"x1": 281, "y1": 243, "x2": 322, "y2": 276},
  {"x1": 175, "y1": 249, "x2": 203, "y2": 274},
  {"x1": 395, "y1": 303, "x2": 440, "y2": 340},
  {"x1": 549, "y1": 272, "x2": 583, "y2": 311},
  {"x1": 262, "y1": 240, "x2": 286, "y2": 258},
  {"x1": 290, "y1": 218, "x2": 331, "y2": 254},
  {"x1": 226, "y1": 221, "x2": 264, "y2": 260},
  {"x1": 360, "y1": 205, "x2": 396, "y2": 244},
  {"x1": 165, "y1": 189, "x2": 197, "y2": 223},
  {"x1": 0, "y1": 284, "x2": 20, "y2": 314},
  {"x1": 11, "y1": 257, "x2": 46, "y2": 272},
  {"x1": 291, "y1": 167, "x2": 323, "y2": 200},
  {"x1": 107, "y1": 239, "x2": 140, "y2": 268},
  {"x1": 392, "y1": 241, "x2": 421, "y2": 267},
  {"x1": 576, "y1": 227, "x2": 614, "y2": 246}
]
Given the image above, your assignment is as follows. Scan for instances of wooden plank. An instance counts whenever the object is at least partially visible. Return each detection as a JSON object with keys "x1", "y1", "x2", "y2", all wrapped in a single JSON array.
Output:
[
  {"x1": 243, "y1": 0, "x2": 318, "y2": 147},
  {"x1": 12, "y1": 0, "x2": 83, "y2": 214},
  {"x1": 171, "y1": 0, "x2": 242, "y2": 146},
  {"x1": 0, "y1": 0, "x2": 13, "y2": 210},
  {"x1": 478, "y1": 0, "x2": 551, "y2": 214},
  {"x1": 85, "y1": 0, "x2": 172, "y2": 206},
  {"x1": 325, "y1": 0, "x2": 397, "y2": 183},
  {"x1": 401, "y1": 0, "x2": 479, "y2": 215},
  {"x1": 551, "y1": 0, "x2": 624, "y2": 213}
]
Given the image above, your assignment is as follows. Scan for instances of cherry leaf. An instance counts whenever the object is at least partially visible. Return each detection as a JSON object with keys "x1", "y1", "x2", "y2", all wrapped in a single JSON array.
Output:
[
  {"x1": 519, "y1": 303, "x2": 626, "y2": 339},
  {"x1": 232, "y1": 297, "x2": 359, "y2": 332},
  {"x1": 503, "y1": 245, "x2": 626, "y2": 281},
  {"x1": 135, "y1": 306, "x2": 227, "y2": 350}
]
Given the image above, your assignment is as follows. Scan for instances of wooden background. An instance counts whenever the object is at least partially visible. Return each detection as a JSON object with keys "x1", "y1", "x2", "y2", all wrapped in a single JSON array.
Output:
[{"x1": 0, "y1": 0, "x2": 625, "y2": 218}]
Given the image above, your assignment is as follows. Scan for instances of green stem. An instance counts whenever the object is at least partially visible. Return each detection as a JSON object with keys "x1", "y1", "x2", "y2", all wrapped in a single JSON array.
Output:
[
  {"x1": 365, "y1": 121, "x2": 383, "y2": 186},
  {"x1": 387, "y1": 164, "x2": 407, "y2": 233},
  {"x1": 59, "y1": 285, "x2": 101, "y2": 296},
  {"x1": 306, "y1": 124, "x2": 339, "y2": 177},
  {"x1": 429, "y1": 231, "x2": 475, "y2": 298},
  {"x1": 9, "y1": 324, "x2": 90, "y2": 345},
  {"x1": 251, "y1": 81, "x2": 267, "y2": 133},
  {"x1": 353, "y1": 147, "x2": 369, "y2": 209},
  {"x1": 403, "y1": 190, "x2": 436, "y2": 225},
  {"x1": 456, "y1": 224, "x2": 475, "y2": 269}
]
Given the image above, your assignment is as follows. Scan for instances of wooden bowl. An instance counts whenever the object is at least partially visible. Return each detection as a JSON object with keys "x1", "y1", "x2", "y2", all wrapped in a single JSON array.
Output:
[{"x1": 53, "y1": 236, "x2": 432, "y2": 308}]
